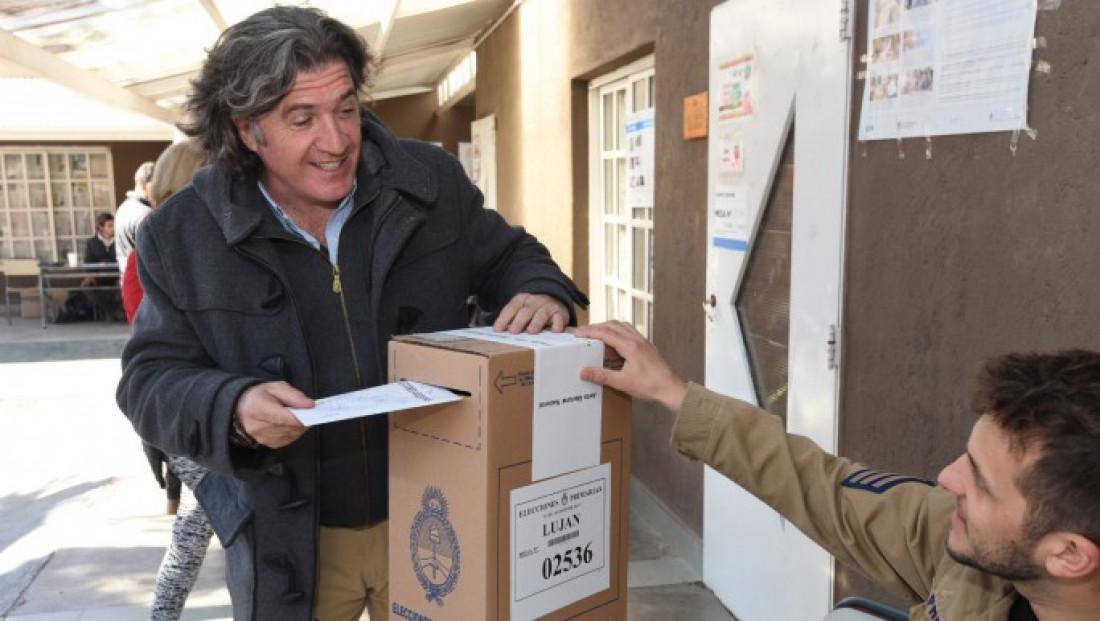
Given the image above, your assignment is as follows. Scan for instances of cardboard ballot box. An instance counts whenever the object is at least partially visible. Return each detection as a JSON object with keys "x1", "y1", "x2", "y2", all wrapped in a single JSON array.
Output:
[{"x1": 388, "y1": 330, "x2": 631, "y2": 621}]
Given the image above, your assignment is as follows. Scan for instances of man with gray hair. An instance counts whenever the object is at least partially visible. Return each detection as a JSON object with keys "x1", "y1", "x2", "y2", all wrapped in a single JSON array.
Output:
[
  {"x1": 114, "y1": 159, "x2": 154, "y2": 277},
  {"x1": 117, "y1": 6, "x2": 585, "y2": 621}
]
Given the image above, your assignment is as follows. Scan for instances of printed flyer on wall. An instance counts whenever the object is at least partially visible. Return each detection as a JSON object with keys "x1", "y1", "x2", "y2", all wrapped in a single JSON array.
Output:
[{"x1": 858, "y1": 0, "x2": 1037, "y2": 140}]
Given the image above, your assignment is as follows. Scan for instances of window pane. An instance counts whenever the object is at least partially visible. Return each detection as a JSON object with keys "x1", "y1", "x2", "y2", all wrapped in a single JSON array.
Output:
[
  {"x1": 34, "y1": 239, "x2": 52, "y2": 261},
  {"x1": 633, "y1": 297, "x2": 648, "y2": 335},
  {"x1": 616, "y1": 90, "x2": 627, "y2": 150},
  {"x1": 54, "y1": 210, "x2": 72, "y2": 237},
  {"x1": 616, "y1": 158, "x2": 626, "y2": 216},
  {"x1": 92, "y1": 181, "x2": 112, "y2": 207},
  {"x1": 618, "y1": 290, "x2": 630, "y2": 321},
  {"x1": 28, "y1": 182, "x2": 47, "y2": 207},
  {"x1": 49, "y1": 154, "x2": 67, "y2": 177},
  {"x1": 4, "y1": 154, "x2": 22, "y2": 180},
  {"x1": 605, "y1": 286, "x2": 616, "y2": 318},
  {"x1": 604, "y1": 224, "x2": 615, "y2": 278},
  {"x1": 71, "y1": 182, "x2": 90, "y2": 207},
  {"x1": 632, "y1": 79, "x2": 647, "y2": 111},
  {"x1": 26, "y1": 154, "x2": 45, "y2": 179},
  {"x1": 7, "y1": 183, "x2": 26, "y2": 209},
  {"x1": 70, "y1": 154, "x2": 89, "y2": 178},
  {"x1": 75, "y1": 213, "x2": 94, "y2": 237},
  {"x1": 617, "y1": 225, "x2": 629, "y2": 283},
  {"x1": 602, "y1": 92, "x2": 615, "y2": 151},
  {"x1": 11, "y1": 212, "x2": 30, "y2": 237},
  {"x1": 31, "y1": 212, "x2": 49, "y2": 236},
  {"x1": 51, "y1": 182, "x2": 69, "y2": 207},
  {"x1": 89, "y1": 153, "x2": 109, "y2": 178},
  {"x1": 642, "y1": 227, "x2": 651, "y2": 292},
  {"x1": 59, "y1": 238, "x2": 79, "y2": 257},
  {"x1": 603, "y1": 159, "x2": 615, "y2": 215},
  {"x1": 633, "y1": 227, "x2": 647, "y2": 290}
]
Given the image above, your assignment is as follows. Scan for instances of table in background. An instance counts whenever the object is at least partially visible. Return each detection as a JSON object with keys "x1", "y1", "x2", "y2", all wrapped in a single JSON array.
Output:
[{"x1": 38, "y1": 263, "x2": 122, "y2": 329}]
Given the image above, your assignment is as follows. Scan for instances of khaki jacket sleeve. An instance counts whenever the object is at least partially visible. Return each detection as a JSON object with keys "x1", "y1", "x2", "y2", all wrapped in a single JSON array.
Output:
[{"x1": 672, "y1": 382, "x2": 955, "y2": 605}]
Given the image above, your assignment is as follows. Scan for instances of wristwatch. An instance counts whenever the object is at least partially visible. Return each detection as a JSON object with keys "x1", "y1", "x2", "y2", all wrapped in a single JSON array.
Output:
[{"x1": 229, "y1": 412, "x2": 260, "y2": 449}]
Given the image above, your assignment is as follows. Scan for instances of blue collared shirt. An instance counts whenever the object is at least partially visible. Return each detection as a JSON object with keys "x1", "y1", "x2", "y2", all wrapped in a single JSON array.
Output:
[{"x1": 258, "y1": 181, "x2": 357, "y2": 265}]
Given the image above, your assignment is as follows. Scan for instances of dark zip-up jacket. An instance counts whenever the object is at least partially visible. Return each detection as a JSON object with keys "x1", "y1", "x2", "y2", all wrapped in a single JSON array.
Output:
[{"x1": 117, "y1": 112, "x2": 586, "y2": 620}]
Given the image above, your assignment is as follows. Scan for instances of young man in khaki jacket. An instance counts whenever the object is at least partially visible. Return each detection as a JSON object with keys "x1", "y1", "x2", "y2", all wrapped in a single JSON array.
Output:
[{"x1": 577, "y1": 321, "x2": 1100, "y2": 621}]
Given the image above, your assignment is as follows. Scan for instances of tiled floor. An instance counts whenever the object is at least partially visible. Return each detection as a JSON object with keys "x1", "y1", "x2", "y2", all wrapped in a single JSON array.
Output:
[{"x1": 0, "y1": 315, "x2": 737, "y2": 621}]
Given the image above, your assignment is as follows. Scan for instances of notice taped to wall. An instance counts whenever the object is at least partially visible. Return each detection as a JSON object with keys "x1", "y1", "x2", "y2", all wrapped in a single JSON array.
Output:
[{"x1": 858, "y1": 0, "x2": 1037, "y2": 141}]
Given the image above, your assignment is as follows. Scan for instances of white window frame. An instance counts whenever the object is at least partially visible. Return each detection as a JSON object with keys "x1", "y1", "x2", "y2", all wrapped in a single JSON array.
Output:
[
  {"x1": 587, "y1": 56, "x2": 656, "y2": 337},
  {"x1": 0, "y1": 147, "x2": 116, "y2": 262}
]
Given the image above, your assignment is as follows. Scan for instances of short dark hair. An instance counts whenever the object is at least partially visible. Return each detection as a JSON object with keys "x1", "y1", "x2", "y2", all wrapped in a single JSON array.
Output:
[
  {"x1": 95, "y1": 212, "x2": 114, "y2": 230},
  {"x1": 972, "y1": 349, "x2": 1100, "y2": 544},
  {"x1": 178, "y1": 5, "x2": 376, "y2": 179}
]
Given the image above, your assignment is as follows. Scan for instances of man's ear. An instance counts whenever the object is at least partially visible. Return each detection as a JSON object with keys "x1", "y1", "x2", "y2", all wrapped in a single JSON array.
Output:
[
  {"x1": 1041, "y1": 533, "x2": 1100, "y2": 579},
  {"x1": 234, "y1": 117, "x2": 257, "y2": 152}
]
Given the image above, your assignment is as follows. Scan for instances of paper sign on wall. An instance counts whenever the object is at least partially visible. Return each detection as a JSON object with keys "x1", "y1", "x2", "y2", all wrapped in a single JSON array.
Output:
[
  {"x1": 626, "y1": 109, "x2": 655, "y2": 209},
  {"x1": 712, "y1": 187, "x2": 750, "y2": 252},
  {"x1": 717, "y1": 54, "x2": 757, "y2": 122},
  {"x1": 858, "y1": 0, "x2": 1036, "y2": 140}
]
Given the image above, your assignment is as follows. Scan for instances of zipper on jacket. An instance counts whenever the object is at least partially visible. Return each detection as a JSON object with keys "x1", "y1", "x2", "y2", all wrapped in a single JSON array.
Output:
[{"x1": 332, "y1": 262, "x2": 362, "y2": 389}]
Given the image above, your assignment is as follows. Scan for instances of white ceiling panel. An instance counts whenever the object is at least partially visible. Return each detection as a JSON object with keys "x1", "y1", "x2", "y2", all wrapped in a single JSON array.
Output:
[{"x1": 0, "y1": 0, "x2": 513, "y2": 140}]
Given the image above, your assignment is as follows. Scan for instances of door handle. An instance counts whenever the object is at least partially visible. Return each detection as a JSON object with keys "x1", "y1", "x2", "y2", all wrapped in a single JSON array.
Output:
[{"x1": 703, "y1": 294, "x2": 718, "y2": 322}]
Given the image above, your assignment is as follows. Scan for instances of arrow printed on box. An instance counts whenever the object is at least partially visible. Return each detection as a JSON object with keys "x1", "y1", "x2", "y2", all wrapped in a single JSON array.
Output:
[{"x1": 495, "y1": 370, "x2": 517, "y2": 394}]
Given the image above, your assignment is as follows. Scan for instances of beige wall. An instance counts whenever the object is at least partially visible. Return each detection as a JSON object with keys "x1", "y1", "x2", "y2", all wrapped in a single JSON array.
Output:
[
  {"x1": 370, "y1": 93, "x2": 475, "y2": 155},
  {"x1": 476, "y1": 0, "x2": 716, "y2": 535}
]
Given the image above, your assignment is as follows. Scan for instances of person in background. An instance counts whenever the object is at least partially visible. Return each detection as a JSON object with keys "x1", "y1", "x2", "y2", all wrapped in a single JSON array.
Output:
[
  {"x1": 116, "y1": 7, "x2": 586, "y2": 621},
  {"x1": 114, "y1": 160, "x2": 155, "y2": 279},
  {"x1": 126, "y1": 139, "x2": 214, "y2": 621},
  {"x1": 83, "y1": 212, "x2": 116, "y2": 265},
  {"x1": 122, "y1": 141, "x2": 205, "y2": 323},
  {"x1": 576, "y1": 321, "x2": 1100, "y2": 621},
  {"x1": 79, "y1": 212, "x2": 122, "y2": 321}
]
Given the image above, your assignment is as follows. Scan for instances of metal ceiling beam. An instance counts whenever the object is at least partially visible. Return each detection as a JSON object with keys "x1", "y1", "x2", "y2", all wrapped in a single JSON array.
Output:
[
  {"x1": 128, "y1": 71, "x2": 196, "y2": 101},
  {"x1": 373, "y1": 0, "x2": 402, "y2": 58},
  {"x1": 383, "y1": 36, "x2": 473, "y2": 71},
  {"x1": 198, "y1": 0, "x2": 230, "y2": 31},
  {"x1": 0, "y1": 28, "x2": 176, "y2": 124}
]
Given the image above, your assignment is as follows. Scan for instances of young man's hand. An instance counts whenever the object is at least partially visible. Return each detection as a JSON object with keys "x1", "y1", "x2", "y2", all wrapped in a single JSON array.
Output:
[{"x1": 575, "y1": 321, "x2": 687, "y2": 413}]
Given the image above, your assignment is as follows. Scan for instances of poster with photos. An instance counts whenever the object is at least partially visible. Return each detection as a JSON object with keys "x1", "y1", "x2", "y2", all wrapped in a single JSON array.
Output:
[{"x1": 858, "y1": 0, "x2": 1037, "y2": 140}]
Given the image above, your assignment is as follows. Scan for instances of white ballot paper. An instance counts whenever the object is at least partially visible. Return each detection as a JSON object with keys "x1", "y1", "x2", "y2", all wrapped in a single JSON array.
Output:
[
  {"x1": 289, "y1": 380, "x2": 464, "y2": 426},
  {"x1": 442, "y1": 327, "x2": 604, "y2": 481}
]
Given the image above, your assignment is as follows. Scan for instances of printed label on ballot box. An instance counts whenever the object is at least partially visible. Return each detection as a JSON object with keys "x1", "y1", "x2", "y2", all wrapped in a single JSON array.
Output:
[{"x1": 510, "y1": 462, "x2": 611, "y2": 620}]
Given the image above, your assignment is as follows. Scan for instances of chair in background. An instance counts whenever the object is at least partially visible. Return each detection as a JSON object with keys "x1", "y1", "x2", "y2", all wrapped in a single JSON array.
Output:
[
  {"x1": 823, "y1": 596, "x2": 908, "y2": 620},
  {"x1": 2, "y1": 259, "x2": 41, "y2": 325}
]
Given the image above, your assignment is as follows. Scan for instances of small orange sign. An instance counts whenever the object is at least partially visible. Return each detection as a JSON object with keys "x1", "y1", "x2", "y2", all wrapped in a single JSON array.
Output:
[{"x1": 683, "y1": 92, "x2": 708, "y2": 140}]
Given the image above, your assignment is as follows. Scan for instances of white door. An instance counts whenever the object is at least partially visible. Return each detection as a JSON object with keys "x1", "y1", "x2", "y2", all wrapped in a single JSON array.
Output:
[{"x1": 704, "y1": 1, "x2": 852, "y2": 620}]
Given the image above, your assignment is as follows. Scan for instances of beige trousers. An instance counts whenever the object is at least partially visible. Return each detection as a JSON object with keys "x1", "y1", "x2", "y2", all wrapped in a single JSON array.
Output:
[{"x1": 314, "y1": 520, "x2": 389, "y2": 621}]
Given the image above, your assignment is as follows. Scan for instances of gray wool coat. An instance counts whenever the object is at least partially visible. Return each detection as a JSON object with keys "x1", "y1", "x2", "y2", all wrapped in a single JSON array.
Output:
[{"x1": 117, "y1": 112, "x2": 585, "y2": 620}]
